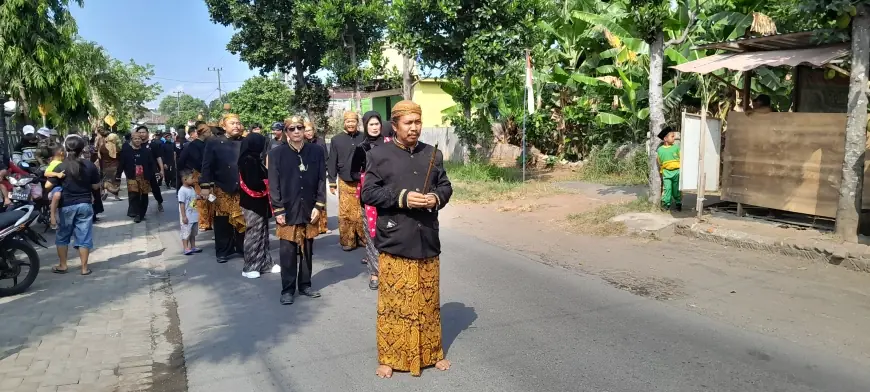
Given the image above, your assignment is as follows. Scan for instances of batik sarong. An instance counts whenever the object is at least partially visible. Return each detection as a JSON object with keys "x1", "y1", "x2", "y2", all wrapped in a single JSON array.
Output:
[{"x1": 377, "y1": 253, "x2": 444, "y2": 377}]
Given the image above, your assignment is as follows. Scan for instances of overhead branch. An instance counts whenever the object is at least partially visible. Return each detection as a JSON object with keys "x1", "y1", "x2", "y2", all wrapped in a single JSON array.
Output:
[{"x1": 665, "y1": 0, "x2": 699, "y2": 47}]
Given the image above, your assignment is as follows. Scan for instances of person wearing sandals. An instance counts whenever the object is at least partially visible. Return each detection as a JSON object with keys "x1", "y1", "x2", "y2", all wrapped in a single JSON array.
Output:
[
  {"x1": 47, "y1": 135, "x2": 100, "y2": 276},
  {"x1": 178, "y1": 171, "x2": 202, "y2": 255}
]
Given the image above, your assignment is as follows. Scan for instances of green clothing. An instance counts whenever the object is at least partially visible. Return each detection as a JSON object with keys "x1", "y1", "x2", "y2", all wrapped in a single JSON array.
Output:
[
  {"x1": 657, "y1": 144, "x2": 680, "y2": 173},
  {"x1": 662, "y1": 169, "x2": 682, "y2": 208}
]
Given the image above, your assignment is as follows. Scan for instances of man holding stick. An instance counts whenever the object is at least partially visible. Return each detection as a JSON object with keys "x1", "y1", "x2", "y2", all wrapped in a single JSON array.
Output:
[{"x1": 361, "y1": 100, "x2": 453, "y2": 378}]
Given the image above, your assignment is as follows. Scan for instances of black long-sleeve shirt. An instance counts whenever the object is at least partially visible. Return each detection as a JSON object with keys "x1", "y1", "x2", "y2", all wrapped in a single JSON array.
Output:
[
  {"x1": 360, "y1": 141, "x2": 452, "y2": 260},
  {"x1": 115, "y1": 143, "x2": 157, "y2": 181},
  {"x1": 268, "y1": 143, "x2": 326, "y2": 226},
  {"x1": 200, "y1": 135, "x2": 242, "y2": 193},
  {"x1": 327, "y1": 131, "x2": 366, "y2": 185},
  {"x1": 177, "y1": 139, "x2": 204, "y2": 173}
]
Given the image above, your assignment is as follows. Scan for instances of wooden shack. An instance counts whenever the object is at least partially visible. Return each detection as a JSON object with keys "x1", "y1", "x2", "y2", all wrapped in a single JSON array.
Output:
[{"x1": 673, "y1": 32, "x2": 859, "y2": 219}]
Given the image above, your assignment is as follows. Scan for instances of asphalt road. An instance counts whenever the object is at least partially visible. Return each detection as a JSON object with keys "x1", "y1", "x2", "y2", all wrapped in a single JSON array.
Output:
[{"x1": 152, "y1": 192, "x2": 870, "y2": 392}]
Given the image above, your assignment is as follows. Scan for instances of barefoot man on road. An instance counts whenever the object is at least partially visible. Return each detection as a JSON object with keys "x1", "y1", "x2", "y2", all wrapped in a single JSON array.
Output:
[{"x1": 361, "y1": 100, "x2": 453, "y2": 378}]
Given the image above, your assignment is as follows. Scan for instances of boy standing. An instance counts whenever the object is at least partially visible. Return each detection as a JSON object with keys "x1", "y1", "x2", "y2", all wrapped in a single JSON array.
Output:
[
  {"x1": 178, "y1": 171, "x2": 202, "y2": 255},
  {"x1": 657, "y1": 126, "x2": 682, "y2": 211}
]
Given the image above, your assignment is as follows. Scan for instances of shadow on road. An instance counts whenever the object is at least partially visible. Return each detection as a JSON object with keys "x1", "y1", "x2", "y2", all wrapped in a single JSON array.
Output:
[{"x1": 441, "y1": 302, "x2": 477, "y2": 354}]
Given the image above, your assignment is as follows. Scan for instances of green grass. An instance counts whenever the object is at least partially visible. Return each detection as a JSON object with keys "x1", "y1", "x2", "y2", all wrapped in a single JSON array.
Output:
[
  {"x1": 444, "y1": 161, "x2": 555, "y2": 203},
  {"x1": 572, "y1": 143, "x2": 649, "y2": 186},
  {"x1": 566, "y1": 198, "x2": 657, "y2": 236}
]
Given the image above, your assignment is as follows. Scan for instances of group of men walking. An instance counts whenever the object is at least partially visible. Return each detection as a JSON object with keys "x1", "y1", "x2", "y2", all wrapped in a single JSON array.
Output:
[{"x1": 127, "y1": 100, "x2": 455, "y2": 378}]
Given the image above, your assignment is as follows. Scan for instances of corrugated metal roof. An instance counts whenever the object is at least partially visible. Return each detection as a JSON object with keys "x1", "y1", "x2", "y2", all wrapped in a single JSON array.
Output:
[
  {"x1": 672, "y1": 44, "x2": 850, "y2": 75},
  {"x1": 693, "y1": 31, "x2": 822, "y2": 52}
]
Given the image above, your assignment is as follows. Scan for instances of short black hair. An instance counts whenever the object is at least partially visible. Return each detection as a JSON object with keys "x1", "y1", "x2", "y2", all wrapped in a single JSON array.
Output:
[
  {"x1": 135, "y1": 125, "x2": 149, "y2": 133},
  {"x1": 180, "y1": 169, "x2": 195, "y2": 181},
  {"x1": 754, "y1": 94, "x2": 771, "y2": 106},
  {"x1": 251, "y1": 123, "x2": 262, "y2": 129},
  {"x1": 187, "y1": 127, "x2": 197, "y2": 136}
]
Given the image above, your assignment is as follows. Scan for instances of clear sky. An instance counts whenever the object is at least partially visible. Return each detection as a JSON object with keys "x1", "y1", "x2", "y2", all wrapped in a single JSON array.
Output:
[{"x1": 70, "y1": 0, "x2": 259, "y2": 109}]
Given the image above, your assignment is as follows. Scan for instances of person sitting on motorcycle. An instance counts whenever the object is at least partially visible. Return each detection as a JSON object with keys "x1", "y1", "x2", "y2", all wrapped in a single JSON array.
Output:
[
  {"x1": 45, "y1": 144, "x2": 65, "y2": 229},
  {"x1": 12, "y1": 125, "x2": 49, "y2": 171}
]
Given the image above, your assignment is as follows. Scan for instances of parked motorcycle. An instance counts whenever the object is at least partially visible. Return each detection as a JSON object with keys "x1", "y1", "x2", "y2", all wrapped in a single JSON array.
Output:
[
  {"x1": 7, "y1": 173, "x2": 51, "y2": 230},
  {"x1": 0, "y1": 205, "x2": 46, "y2": 297}
]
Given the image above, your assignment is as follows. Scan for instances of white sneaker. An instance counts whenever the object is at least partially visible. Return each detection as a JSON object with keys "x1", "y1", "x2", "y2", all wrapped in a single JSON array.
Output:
[
  {"x1": 242, "y1": 271, "x2": 261, "y2": 279},
  {"x1": 271, "y1": 264, "x2": 281, "y2": 273}
]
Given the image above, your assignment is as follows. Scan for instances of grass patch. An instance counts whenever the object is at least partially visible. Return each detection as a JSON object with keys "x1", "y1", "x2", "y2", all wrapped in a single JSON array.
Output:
[
  {"x1": 444, "y1": 161, "x2": 557, "y2": 203},
  {"x1": 572, "y1": 143, "x2": 648, "y2": 186},
  {"x1": 566, "y1": 198, "x2": 657, "y2": 236}
]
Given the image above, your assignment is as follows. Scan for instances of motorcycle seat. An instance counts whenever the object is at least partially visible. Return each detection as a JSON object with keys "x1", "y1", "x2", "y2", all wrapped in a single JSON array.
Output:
[{"x1": 0, "y1": 209, "x2": 26, "y2": 231}]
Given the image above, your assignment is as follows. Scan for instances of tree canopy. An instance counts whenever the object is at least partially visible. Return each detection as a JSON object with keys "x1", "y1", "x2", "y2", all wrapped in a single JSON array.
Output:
[
  {"x1": 225, "y1": 74, "x2": 294, "y2": 127},
  {"x1": 158, "y1": 94, "x2": 207, "y2": 130}
]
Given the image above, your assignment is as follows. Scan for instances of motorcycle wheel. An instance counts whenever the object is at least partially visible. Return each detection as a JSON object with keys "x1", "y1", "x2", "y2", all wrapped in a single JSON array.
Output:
[{"x1": 0, "y1": 238, "x2": 40, "y2": 297}]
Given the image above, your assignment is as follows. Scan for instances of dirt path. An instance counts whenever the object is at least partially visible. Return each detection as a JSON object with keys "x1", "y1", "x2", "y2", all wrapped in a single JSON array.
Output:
[{"x1": 442, "y1": 185, "x2": 870, "y2": 366}]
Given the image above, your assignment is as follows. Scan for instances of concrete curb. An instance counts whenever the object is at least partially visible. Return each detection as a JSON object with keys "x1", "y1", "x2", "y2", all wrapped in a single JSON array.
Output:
[{"x1": 674, "y1": 221, "x2": 870, "y2": 273}]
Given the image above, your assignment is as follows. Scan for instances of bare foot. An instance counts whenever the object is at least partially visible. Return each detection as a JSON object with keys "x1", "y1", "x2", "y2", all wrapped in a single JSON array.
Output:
[
  {"x1": 435, "y1": 359, "x2": 451, "y2": 371},
  {"x1": 376, "y1": 365, "x2": 393, "y2": 378}
]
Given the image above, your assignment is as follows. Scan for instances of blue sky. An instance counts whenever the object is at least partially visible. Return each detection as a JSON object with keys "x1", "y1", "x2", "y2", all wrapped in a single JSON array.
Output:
[{"x1": 70, "y1": 0, "x2": 259, "y2": 109}]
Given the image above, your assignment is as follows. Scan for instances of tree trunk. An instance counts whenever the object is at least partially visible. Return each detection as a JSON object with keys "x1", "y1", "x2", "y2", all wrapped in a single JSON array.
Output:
[
  {"x1": 402, "y1": 53, "x2": 414, "y2": 100},
  {"x1": 835, "y1": 4, "x2": 870, "y2": 242},
  {"x1": 349, "y1": 37, "x2": 360, "y2": 113},
  {"x1": 462, "y1": 72, "x2": 472, "y2": 120},
  {"x1": 294, "y1": 63, "x2": 305, "y2": 92},
  {"x1": 647, "y1": 30, "x2": 666, "y2": 205}
]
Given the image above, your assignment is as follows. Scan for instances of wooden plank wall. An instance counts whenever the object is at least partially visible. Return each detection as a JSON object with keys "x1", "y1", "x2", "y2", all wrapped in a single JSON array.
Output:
[{"x1": 721, "y1": 112, "x2": 870, "y2": 218}]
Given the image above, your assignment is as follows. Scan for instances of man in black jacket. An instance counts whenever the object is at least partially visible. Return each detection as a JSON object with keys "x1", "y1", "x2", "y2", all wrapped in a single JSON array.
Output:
[
  {"x1": 200, "y1": 115, "x2": 246, "y2": 263},
  {"x1": 135, "y1": 126, "x2": 165, "y2": 212},
  {"x1": 327, "y1": 111, "x2": 367, "y2": 251},
  {"x1": 360, "y1": 100, "x2": 452, "y2": 379},
  {"x1": 269, "y1": 115, "x2": 326, "y2": 305}
]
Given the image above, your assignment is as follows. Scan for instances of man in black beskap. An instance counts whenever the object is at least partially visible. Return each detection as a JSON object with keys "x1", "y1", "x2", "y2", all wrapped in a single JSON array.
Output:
[
  {"x1": 135, "y1": 126, "x2": 165, "y2": 212},
  {"x1": 160, "y1": 131, "x2": 177, "y2": 189},
  {"x1": 327, "y1": 111, "x2": 367, "y2": 251},
  {"x1": 360, "y1": 100, "x2": 453, "y2": 378},
  {"x1": 268, "y1": 115, "x2": 326, "y2": 305}
]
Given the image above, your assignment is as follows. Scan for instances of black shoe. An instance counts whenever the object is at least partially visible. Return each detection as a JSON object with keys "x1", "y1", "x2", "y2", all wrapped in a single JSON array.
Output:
[
  {"x1": 157, "y1": 203, "x2": 164, "y2": 212},
  {"x1": 216, "y1": 256, "x2": 229, "y2": 264},
  {"x1": 342, "y1": 246, "x2": 355, "y2": 252},
  {"x1": 368, "y1": 278, "x2": 379, "y2": 291},
  {"x1": 675, "y1": 204, "x2": 683, "y2": 212},
  {"x1": 280, "y1": 293, "x2": 294, "y2": 305},
  {"x1": 299, "y1": 288, "x2": 321, "y2": 298}
]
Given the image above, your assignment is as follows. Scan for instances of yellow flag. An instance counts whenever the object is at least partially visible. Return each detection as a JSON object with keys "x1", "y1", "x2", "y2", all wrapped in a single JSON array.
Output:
[{"x1": 38, "y1": 104, "x2": 47, "y2": 117}]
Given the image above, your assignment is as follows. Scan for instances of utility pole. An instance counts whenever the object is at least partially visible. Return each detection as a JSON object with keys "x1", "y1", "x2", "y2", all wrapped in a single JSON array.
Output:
[
  {"x1": 174, "y1": 90, "x2": 182, "y2": 118},
  {"x1": 208, "y1": 67, "x2": 224, "y2": 104}
]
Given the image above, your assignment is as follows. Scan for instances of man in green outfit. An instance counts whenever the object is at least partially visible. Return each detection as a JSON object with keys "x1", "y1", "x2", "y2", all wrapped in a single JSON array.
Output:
[{"x1": 657, "y1": 126, "x2": 682, "y2": 211}]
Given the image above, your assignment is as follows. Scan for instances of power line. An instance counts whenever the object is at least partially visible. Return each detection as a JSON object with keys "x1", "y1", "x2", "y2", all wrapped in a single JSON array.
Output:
[{"x1": 151, "y1": 76, "x2": 246, "y2": 84}]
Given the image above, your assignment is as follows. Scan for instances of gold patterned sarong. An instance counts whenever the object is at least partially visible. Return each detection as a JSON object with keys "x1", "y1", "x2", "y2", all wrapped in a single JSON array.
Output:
[
  {"x1": 338, "y1": 179, "x2": 366, "y2": 248},
  {"x1": 317, "y1": 199, "x2": 329, "y2": 234},
  {"x1": 276, "y1": 222, "x2": 319, "y2": 244},
  {"x1": 126, "y1": 177, "x2": 151, "y2": 194},
  {"x1": 377, "y1": 253, "x2": 444, "y2": 377},
  {"x1": 192, "y1": 171, "x2": 213, "y2": 230},
  {"x1": 102, "y1": 159, "x2": 121, "y2": 195},
  {"x1": 214, "y1": 187, "x2": 246, "y2": 233}
]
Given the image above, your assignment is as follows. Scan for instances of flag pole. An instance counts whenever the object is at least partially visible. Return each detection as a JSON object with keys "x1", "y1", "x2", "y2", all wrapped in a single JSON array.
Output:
[{"x1": 522, "y1": 48, "x2": 530, "y2": 183}]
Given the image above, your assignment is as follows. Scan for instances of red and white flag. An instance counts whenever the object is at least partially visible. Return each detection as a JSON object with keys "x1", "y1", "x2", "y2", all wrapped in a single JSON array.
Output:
[{"x1": 525, "y1": 51, "x2": 535, "y2": 114}]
